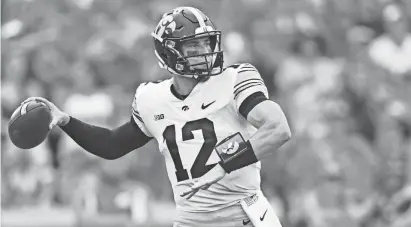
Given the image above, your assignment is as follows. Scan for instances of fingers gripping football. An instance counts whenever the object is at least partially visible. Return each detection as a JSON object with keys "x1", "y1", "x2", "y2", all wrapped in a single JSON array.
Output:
[{"x1": 21, "y1": 97, "x2": 70, "y2": 129}]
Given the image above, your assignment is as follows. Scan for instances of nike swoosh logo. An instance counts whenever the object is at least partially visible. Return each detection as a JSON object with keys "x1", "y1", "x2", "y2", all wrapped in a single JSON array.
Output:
[
  {"x1": 201, "y1": 100, "x2": 215, "y2": 109},
  {"x1": 243, "y1": 219, "x2": 251, "y2": 225},
  {"x1": 260, "y1": 209, "x2": 268, "y2": 221}
]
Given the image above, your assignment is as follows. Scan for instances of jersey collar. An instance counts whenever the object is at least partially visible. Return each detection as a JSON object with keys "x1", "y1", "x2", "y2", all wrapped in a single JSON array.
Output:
[{"x1": 170, "y1": 84, "x2": 189, "y2": 100}]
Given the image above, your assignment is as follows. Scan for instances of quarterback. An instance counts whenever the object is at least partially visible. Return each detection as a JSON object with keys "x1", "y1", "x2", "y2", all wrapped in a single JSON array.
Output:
[{"x1": 23, "y1": 6, "x2": 291, "y2": 227}]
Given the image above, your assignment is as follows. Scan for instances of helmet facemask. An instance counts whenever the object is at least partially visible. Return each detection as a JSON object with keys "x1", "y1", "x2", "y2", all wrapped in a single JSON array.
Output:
[
  {"x1": 157, "y1": 31, "x2": 223, "y2": 79},
  {"x1": 177, "y1": 31, "x2": 223, "y2": 77}
]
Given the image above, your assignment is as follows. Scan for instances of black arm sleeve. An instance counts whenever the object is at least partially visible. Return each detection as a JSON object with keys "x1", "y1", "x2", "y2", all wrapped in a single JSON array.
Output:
[{"x1": 60, "y1": 116, "x2": 153, "y2": 160}]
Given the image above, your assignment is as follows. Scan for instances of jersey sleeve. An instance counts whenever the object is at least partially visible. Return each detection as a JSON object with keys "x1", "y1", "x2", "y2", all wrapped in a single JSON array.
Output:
[
  {"x1": 233, "y1": 63, "x2": 269, "y2": 118},
  {"x1": 131, "y1": 84, "x2": 153, "y2": 137}
]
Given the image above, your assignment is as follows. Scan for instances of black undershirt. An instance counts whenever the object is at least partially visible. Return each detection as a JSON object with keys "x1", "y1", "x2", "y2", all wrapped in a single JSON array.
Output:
[{"x1": 60, "y1": 117, "x2": 152, "y2": 160}]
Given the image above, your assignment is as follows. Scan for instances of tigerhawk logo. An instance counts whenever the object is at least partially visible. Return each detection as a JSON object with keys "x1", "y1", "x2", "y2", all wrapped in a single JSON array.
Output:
[{"x1": 222, "y1": 141, "x2": 239, "y2": 155}]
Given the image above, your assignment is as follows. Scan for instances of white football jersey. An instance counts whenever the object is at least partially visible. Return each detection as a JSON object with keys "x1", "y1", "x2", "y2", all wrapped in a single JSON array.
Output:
[{"x1": 131, "y1": 63, "x2": 269, "y2": 212}]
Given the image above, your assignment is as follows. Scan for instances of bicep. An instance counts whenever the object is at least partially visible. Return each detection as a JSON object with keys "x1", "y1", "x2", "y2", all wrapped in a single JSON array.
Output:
[
  {"x1": 246, "y1": 100, "x2": 289, "y2": 130},
  {"x1": 232, "y1": 63, "x2": 290, "y2": 131}
]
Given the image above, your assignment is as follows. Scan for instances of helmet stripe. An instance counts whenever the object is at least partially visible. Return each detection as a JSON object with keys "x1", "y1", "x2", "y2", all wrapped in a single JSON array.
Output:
[{"x1": 185, "y1": 7, "x2": 206, "y2": 27}]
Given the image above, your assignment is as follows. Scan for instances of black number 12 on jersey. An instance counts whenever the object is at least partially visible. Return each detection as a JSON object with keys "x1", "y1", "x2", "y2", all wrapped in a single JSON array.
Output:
[{"x1": 162, "y1": 118, "x2": 217, "y2": 182}]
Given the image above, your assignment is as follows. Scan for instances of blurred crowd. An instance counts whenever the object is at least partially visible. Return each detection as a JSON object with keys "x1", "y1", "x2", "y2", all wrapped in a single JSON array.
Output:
[{"x1": 2, "y1": 0, "x2": 411, "y2": 226}]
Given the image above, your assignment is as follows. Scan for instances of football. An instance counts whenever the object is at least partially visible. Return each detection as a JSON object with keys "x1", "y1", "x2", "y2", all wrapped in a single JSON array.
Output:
[{"x1": 8, "y1": 101, "x2": 52, "y2": 149}]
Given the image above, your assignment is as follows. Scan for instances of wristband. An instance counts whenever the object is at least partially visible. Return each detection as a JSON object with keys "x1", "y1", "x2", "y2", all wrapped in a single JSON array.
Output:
[{"x1": 215, "y1": 132, "x2": 258, "y2": 173}]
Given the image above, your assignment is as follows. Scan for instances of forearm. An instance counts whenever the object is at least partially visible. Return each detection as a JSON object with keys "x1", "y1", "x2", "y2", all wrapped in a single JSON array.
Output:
[
  {"x1": 60, "y1": 117, "x2": 151, "y2": 159},
  {"x1": 218, "y1": 100, "x2": 291, "y2": 173},
  {"x1": 248, "y1": 120, "x2": 291, "y2": 160},
  {"x1": 217, "y1": 120, "x2": 291, "y2": 173}
]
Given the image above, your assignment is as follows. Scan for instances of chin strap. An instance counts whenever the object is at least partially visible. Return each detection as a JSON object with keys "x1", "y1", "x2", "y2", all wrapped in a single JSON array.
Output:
[{"x1": 154, "y1": 50, "x2": 220, "y2": 80}]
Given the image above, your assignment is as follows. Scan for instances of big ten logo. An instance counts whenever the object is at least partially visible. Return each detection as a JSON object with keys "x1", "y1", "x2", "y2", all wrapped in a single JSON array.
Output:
[{"x1": 154, "y1": 114, "x2": 164, "y2": 121}]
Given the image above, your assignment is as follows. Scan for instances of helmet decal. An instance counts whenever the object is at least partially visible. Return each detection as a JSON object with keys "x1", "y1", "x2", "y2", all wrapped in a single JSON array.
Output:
[
  {"x1": 151, "y1": 7, "x2": 224, "y2": 78},
  {"x1": 153, "y1": 15, "x2": 176, "y2": 42}
]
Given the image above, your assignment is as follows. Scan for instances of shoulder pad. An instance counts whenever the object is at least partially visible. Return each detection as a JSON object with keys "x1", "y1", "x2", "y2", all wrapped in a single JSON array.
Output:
[
  {"x1": 143, "y1": 79, "x2": 167, "y2": 86},
  {"x1": 236, "y1": 63, "x2": 258, "y2": 74},
  {"x1": 223, "y1": 63, "x2": 258, "y2": 73},
  {"x1": 136, "y1": 79, "x2": 167, "y2": 94},
  {"x1": 223, "y1": 63, "x2": 241, "y2": 71}
]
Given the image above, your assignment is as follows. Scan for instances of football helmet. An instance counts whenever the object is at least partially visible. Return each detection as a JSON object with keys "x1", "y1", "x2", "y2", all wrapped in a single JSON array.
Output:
[{"x1": 151, "y1": 7, "x2": 224, "y2": 78}]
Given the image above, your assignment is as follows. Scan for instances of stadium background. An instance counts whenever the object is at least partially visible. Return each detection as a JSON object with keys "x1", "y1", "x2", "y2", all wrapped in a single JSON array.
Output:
[{"x1": 1, "y1": 0, "x2": 411, "y2": 226}]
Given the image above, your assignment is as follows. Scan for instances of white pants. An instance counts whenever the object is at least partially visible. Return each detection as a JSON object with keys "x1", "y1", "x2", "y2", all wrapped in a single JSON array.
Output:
[{"x1": 173, "y1": 191, "x2": 281, "y2": 227}]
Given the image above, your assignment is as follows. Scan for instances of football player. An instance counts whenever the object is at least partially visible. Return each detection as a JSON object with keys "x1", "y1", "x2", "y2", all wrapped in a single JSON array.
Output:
[{"x1": 23, "y1": 6, "x2": 291, "y2": 227}]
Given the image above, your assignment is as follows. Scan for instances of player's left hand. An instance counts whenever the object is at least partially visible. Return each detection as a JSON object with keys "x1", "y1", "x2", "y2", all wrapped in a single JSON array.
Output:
[{"x1": 181, "y1": 164, "x2": 226, "y2": 199}]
